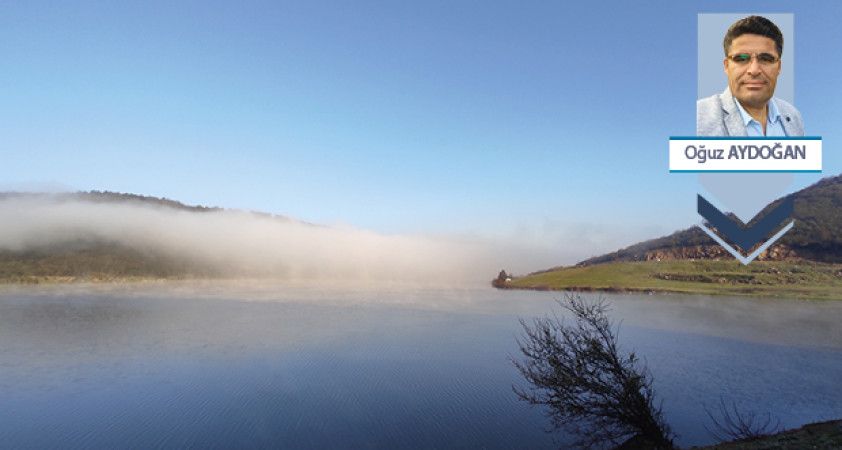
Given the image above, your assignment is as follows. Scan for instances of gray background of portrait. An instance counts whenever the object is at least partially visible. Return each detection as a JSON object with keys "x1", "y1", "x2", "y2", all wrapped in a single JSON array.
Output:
[{"x1": 698, "y1": 13, "x2": 794, "y2": 102}]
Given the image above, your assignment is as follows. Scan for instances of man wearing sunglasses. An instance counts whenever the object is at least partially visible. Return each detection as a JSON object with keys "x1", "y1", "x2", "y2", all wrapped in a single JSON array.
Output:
[{"x1": 697, "y1": 16, "x2": 804, "y2": 136}]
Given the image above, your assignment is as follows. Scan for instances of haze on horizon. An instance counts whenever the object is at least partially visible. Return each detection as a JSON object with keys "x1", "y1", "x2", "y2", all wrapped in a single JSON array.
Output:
[{"x1": 0, "y1": 193, "x2": 657, "y2": 283}]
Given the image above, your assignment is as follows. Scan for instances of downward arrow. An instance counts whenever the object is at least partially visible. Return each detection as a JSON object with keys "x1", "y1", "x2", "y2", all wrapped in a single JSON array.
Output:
[
  {"x1": 697, "y1": 195, "x2": 794, "y2": 252},
  {"x1": 699, "y1": 220, "x2": 794, "y2": 265}
]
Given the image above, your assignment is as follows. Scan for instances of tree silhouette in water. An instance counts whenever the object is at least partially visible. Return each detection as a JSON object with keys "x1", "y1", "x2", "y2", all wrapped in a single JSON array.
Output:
[{"x1": 513, "y1": 295, "x2": 675, "y2": 449}]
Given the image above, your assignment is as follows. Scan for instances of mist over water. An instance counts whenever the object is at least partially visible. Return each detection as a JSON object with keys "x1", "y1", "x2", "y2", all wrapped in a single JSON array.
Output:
[
  {"x1": 1, "y1": 192, "x2": 676, "y2": 281},
  {"x1": 6, "y1": 195, "x2": 840, "y2": 447},
  {"x1": 0, "y1": 195, "x2": 529, "y2": 284}
]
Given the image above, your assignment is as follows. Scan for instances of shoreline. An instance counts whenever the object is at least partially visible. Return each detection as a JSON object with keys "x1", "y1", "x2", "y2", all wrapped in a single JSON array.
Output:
[
  {"x1": 496, "y1": 260, "x2": 842, "y2": 301},
  {"x1": 696, "y1": 419, "x2": 842, "y2": 449}
]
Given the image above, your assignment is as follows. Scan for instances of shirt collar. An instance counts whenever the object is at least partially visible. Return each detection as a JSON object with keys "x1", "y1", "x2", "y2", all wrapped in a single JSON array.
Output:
[{"x1": 734, "y1": 97, "x2": 781, "y2": 126}]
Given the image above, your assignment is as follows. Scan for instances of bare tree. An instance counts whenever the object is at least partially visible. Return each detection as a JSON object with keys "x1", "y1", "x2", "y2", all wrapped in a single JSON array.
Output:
[
  {"x1": 512, "y1": 295, "x2": 675, "y2": 449},
  {"x1": 704, "y1": 397, "x2": 782, "y2": 442}
]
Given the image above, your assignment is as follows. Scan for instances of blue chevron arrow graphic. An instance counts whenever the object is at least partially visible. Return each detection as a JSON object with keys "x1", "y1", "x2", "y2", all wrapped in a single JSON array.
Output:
[
  {"x1": 697, "y1": 194, "x2": 795, "y2": 264},
  {"x1": 697, "y1": 194, "x2": 794, "y2": 251},
  {"x1": 699, "y1": 220, "x2": 794, "y2": 265}
]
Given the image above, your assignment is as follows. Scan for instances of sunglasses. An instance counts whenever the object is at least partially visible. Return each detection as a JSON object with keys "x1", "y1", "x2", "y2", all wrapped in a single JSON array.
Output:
[{"x1": 727, "y1": 52, "x2": 779, "y2": 65}]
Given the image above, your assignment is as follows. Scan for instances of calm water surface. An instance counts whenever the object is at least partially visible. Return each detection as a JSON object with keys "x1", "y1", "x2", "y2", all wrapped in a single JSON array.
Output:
[{"x1": 1, "y1": 281, "x2": 841, "y2": 448}]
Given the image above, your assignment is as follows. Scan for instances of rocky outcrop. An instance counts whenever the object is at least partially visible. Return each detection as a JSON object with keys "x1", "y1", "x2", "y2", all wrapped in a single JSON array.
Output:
[
  {"x1": 491, "y1": 270, "x2": 512, "y2": 288},
  {"x1": 638, "y1": 243, "x2": 801, "y2": 263}
]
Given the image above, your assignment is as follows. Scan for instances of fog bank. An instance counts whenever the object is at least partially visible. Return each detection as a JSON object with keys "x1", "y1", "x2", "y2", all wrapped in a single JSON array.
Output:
[
  {"x1": 1, "y1": 196, "x2": 514, "y2": 284},
  {"x1": 1, "y1": 192, "x2": 671, "y2": 283}
]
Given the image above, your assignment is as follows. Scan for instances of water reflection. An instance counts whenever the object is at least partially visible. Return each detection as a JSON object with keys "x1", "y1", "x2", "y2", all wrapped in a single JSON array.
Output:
[{"x1": 0, "y1": 282, "x2": 841, "y2": 448}]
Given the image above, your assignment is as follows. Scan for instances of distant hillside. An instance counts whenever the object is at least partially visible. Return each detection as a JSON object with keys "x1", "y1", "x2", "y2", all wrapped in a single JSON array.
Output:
[
  {"x1": 2, "y1": 191, "x2": 221, "y2": 214},
  {"x1": 498, "y1": 175, "x2": 842, "y2": 300},
  {"x1": 0, "y1": 240, "x2": 223, "y2": 283},
  {"x1": 0, "y1": 191, "x2": 295, "y2": 282},
  {"x1": 575, "y1": 174, "x2": 842, "y2": 267}
]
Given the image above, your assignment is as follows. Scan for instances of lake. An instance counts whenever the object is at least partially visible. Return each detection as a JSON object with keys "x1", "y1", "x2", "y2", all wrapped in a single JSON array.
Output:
[{"x1": 1, "y1": 281, "x2": 841, "y2": 448}]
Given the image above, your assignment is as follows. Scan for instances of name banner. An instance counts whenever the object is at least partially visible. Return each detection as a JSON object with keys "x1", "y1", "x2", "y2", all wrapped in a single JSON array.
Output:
[{"x1": 669, "y1": 137, "x2": 822, "y2": 172}]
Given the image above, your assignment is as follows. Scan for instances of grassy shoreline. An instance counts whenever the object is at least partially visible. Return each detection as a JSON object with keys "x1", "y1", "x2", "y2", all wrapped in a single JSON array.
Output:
[
  {"x1": 500, "y1": 260, "x2": 842, "y2": 301},
  {"x1": 697, "y1": 419, "x2": 842, "y2": 449}
]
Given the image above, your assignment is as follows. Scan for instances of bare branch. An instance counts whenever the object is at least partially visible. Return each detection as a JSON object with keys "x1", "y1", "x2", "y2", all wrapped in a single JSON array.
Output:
[
  {"x1": 704, "y1": 397, "x2": 782, "y2": 442},
  {"x1": 512, "y1": 294, "x2": 675, "y2": 449}
]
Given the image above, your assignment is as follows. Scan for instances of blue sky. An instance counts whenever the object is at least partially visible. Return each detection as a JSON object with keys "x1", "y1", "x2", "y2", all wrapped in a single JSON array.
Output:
[{"x1": 2, "y1": 1, "x2": 841, "y2": 256}]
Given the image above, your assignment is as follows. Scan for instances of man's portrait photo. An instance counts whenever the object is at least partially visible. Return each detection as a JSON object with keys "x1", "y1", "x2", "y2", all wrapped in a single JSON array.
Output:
[{"x1": 697, "y1": 14, "x2": 804, "y2": 137}]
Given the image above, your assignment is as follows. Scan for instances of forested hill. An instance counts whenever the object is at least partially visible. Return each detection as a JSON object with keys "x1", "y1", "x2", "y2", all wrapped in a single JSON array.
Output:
[
  {"x1": 0, "y1": 191, "x2": 297, "y2": 282},
  {"x1": 0, "y1": 191, "x2": 221, "y2": 213},
  {"x1": 574, "y1": 174, "x2": 842, "y2": 267}
]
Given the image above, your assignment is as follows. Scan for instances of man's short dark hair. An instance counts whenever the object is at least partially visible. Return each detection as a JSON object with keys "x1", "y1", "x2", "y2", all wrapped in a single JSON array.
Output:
[{"x1": 723, "y1": 15, "x2": 784, "y2": 57}]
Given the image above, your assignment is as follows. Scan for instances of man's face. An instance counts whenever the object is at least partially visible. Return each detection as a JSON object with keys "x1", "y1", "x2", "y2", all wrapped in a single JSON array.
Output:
[{"x1": 724, "y1": 33, "x2": 781, "y2": 109}]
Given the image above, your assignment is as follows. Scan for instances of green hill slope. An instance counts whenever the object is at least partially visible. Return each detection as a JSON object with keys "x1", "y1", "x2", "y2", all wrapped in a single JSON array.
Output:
[
  {"x1": 0, "y1": 191, "x2": 291, "y2": 283},
  {"x1": 501, "y1": 174, "x2": 842, "y2": 299},
  {"x1": 577, "y1": 174, "x2": 842, "y2": 266}
]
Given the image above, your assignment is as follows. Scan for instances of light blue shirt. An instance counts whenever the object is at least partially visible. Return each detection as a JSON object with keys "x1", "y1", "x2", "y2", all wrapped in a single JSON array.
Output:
[{"x1": 734, "y1": 98, "x2": 787, "y2": 136}]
